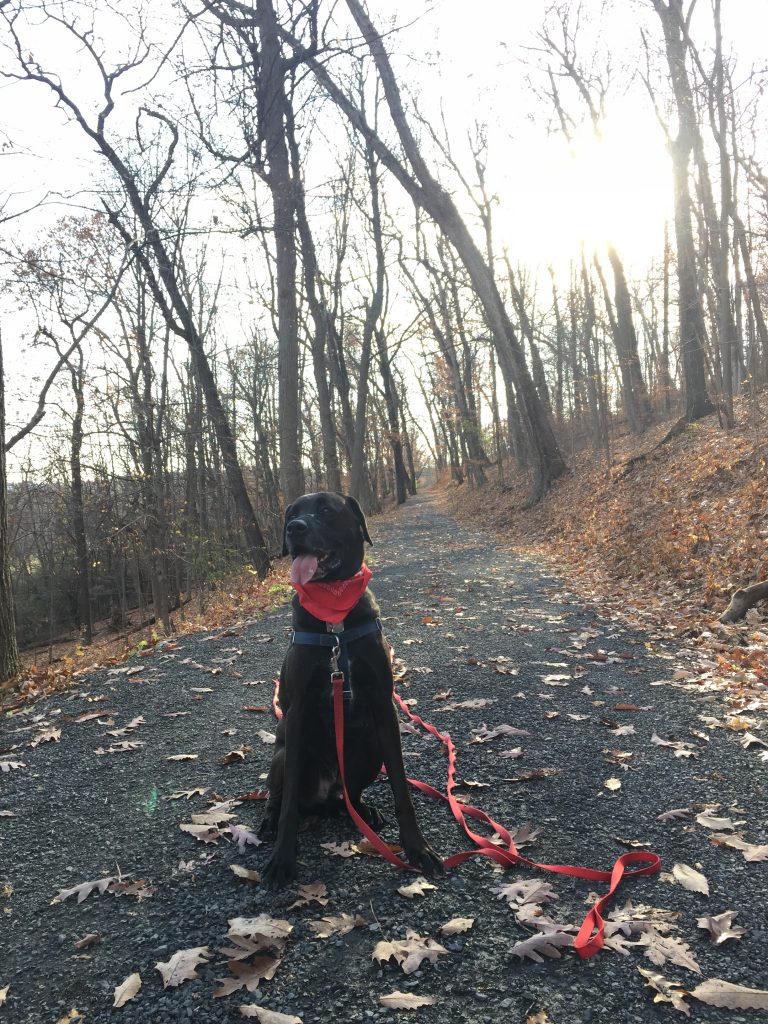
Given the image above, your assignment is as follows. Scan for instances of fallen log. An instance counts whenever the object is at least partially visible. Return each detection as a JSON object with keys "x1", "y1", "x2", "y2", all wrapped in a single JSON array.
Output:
[{"x1": 719, "y1": 580, "x2": 768, "y2": 623}]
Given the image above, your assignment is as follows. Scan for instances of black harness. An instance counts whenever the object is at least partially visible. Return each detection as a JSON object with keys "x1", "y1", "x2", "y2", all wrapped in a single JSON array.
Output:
[{"x1": 289, "y1": 617, "x2": 384, "y2": 707}]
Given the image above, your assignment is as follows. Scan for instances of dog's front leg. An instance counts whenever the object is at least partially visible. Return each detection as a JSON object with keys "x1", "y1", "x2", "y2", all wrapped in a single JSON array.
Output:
[
  {"x1": 262, "y1": 701, "x2": 304, "y2": 889},
  {"x1": 368, "y1": 683, "x2": 444, "y2": 876}
]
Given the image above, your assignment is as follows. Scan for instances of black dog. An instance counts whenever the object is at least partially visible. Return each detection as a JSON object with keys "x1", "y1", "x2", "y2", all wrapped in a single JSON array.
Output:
[{"x1": 261, "y1": 490, "x2": 443, "y2": 889}]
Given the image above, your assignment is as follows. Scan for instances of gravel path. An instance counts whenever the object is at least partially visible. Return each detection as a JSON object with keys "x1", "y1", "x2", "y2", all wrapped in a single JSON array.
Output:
[{"x1": 1, "y1": 492, "x2": 766, "y2": 1023}]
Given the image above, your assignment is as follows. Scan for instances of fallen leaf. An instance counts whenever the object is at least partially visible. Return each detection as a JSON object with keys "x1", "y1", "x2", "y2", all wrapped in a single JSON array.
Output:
[
  {"x1": 638, "y1": 967, "x2": 691, "y2": 1015},
  {"x1": 166, "y1": 753, "x2": 199, "y2": 761},
  {"x1": 240, "y1": 1007, "x2": 302, "y2": 1023},
  {"x1": 657, "y1": 808, "x2": 691, "y2": 821},
  {"x1": 510, "y1": 930, "x2": 573, "y2": 962},
  {"x1": 320, "y1": 840, "x2": 357, "y2": 858},
  {"x1": 372, "y1": 930, "x2": 448, "y2": 974},
  {"x1": 397, "y1": 876, "x2": 437, "y2": 899},
  {"x1": 696, "y1": 911, "x2": 746, "y2": 944},
  {"x1": 439, "y1": 917, "x2": 475, "y2": 935},
  {"x1": 113, "y1": 972, "x2": 142, "y2": 1007},
  {"x1": 226, "y1": 915, "x2": 293, "y2": 954},
  {"x1": 226, "y1": 824, "x2": 262, "y2": 853},
  {"x1": 379, "y1": 991, "x2": 437, "y2": 1009},
  {"x1": 671, "y1": 862, "x2": 709, "y2": 895},
  {"x1": 52, "y1": 875, "x2": 118, "y2": 905},
  {"x1": 213, "y1": 956, "x2": 280, "y2": 997},
  {"x1": 165, "y1": 788, "x2": 208, "y2": 801},
  {"x1": 73, "y1": 932, "x2": 101, "y2": 950},
  {"x1": 309, "y1": 913, "x2": 366, "y2": 939},
  {"x1": 230, "y1": 865, "x2": 262, "y2": 883},
  {"x1": 288, "y1": 881, "x2": 329, "y2": 909},
  {"x1": 180, "y1": 823, "x2": 221, "y2": 844},
  {"x1": 256, "y1": 730, "x2": 276, "y2": 745},
  {"x1": 155, "y1": 946, "x2": 210, "y2": 988},
  {"x1": 0, "y1": 761, "x2": 25, "y2": 773},
  {"x1": 689, "y1": 978, "x2": 768, "y2": 1010},
  {"x1": 636, "y1": 928, "x2": 701, "y2": 973},
  {"x1": 604, "y1": 778, "x2": 622, "y2": 791}
]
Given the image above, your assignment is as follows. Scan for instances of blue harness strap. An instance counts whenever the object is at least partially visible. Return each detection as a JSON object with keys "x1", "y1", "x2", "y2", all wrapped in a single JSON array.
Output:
[{"x1": 290, "y1": 618, "x2": 384, "y2": 703}]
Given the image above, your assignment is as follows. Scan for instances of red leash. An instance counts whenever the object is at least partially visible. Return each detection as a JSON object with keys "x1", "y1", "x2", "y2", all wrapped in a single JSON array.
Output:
[{"x1": 272, "y1": 673, "x2": 661, "y2": 958}]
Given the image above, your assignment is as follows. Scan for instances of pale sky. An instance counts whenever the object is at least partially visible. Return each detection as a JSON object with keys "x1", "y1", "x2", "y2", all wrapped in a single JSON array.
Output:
[{"x1": 1, "y1": 0, "x2": 766, "y2": 463}]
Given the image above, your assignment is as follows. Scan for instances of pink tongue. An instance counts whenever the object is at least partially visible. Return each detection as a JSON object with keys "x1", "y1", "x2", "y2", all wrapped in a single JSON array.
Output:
[{"x1": 290, "y1": 554, "x2": 318, "y2": 585}]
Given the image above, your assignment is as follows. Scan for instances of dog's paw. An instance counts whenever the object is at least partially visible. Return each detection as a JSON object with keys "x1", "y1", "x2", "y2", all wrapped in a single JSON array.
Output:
[
  {"x1": 262, "y1": 853, "x2": 297, "y2": 890},
  {"x1": 358, "y1": 802, "x2": 386, "y2": 832},
  {"x1": 404, "y1": 840, "x2": 444, "y2": 877},
  {"x1": 258, "y1": 814, "x2": 278, "y2": 841}
]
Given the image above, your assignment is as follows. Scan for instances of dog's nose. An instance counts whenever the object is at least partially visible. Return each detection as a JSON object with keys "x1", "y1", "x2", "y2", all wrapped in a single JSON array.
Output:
[{"x1": 286, "y1": 518, "x2": 308, "y2": 537}]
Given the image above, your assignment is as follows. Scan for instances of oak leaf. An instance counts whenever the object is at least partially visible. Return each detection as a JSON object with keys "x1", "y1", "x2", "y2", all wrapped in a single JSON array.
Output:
[
  {"x1": 155, "y1": 946, "x2": 210, "y2": 988},
  {"x1": 397, "y1": 876, "x2": 437, "y2": 899},
  {"x1": 52, "y1": 875, "x2": 118, "y2": 904},
  {"x1": 226, "y1": 915, "x2": 293, "y2": 954},
  {"x1": 372, "y1": 930, "x2": 448, "y2": 975},
  {"x1": 0, "y1": 761, "x2": 25, "y2": 773},
  {"x1": 288, "y1": 881, "x2": 329, "y2": 909},
  {"x1": 240, "y1": 1007, "x2": 301, "y2": 1023},
  {"x1": 379, "y1": 991, "x2": 437, "y2": 1009},
  {"x1": 226, "y1": 823, "x2": 262, "y2": 853},
  {"x1": 638, "y1": 967, "x2": 690, "y2": 1015},
  {"x1": 113, "y1": 972, "x2": 141, "y2": 1007},
  {"x1": 230, "y1": 865, "x2": 261, "y2": 883},
  {"x1": 509, "y1": 930, "x2": 573, "y2": 962},
  {"x1": 636, "y1": 928, "x2": 701, "y2": 973},
  {"x1": 439, "y1": 917, "x2": 475, "y2": 935},
  {"x1": 213, "y1": 956, "x2": 280, "y2": 998},
  {"x1": 689, "y1": 978, "x2": 768, "y2": 1010},
  {"x1": 696, "y1": 910, "x2": 746, "y2": 944},
  {"x1": 671, "y1": 862, "x2": 709, "y2": 895},
  {"x1": 309, "y1": 913, "x2": 366, "y2": 938},
  {"x1": 180, "y1": 823, "x2": 221, "y2": 844}
]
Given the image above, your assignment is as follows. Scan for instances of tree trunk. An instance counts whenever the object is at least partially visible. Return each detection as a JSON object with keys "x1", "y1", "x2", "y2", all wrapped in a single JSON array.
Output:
[
  {"x1": 0, "y1": 335, "x2": 22, "y2": 684},
  {"x1": 651, "y1": 0, "x2": 714, "y2": 422},
  {"x1": 68, "y1": 354, "x2": 93, "y2": 644}
]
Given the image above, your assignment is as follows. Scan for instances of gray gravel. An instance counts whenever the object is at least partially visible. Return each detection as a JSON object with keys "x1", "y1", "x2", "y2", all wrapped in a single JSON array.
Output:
[{"x1": 1, "y1": 492, "x2": 766, "y2": 1022}]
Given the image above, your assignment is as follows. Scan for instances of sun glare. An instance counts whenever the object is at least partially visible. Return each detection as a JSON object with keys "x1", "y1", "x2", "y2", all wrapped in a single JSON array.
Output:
[{"x1": 508, "y1": 114, "x2": 672, "y2": 274}]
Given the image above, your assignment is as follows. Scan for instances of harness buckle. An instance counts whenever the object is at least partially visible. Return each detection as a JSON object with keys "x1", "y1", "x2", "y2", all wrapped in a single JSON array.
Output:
[{"x1": 326, "y1": 621, "x2": 345, "y2": 634}]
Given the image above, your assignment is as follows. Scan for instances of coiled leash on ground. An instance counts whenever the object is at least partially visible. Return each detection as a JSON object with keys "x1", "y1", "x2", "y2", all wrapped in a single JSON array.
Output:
[{"x1": 273, "y1": 629, "x2": 661, "y2": 960}]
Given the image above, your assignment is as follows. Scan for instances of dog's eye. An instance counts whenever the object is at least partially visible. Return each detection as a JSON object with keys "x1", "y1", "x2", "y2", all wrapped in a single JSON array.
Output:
[{"x1": 318, "y1": 507, "x2": 330, "y2": 517}]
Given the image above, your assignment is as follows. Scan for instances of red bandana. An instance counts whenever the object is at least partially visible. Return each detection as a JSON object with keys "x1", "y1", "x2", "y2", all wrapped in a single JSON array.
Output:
[{"x1": 291, "y1": 564, "x2": 373, "y2": 625}]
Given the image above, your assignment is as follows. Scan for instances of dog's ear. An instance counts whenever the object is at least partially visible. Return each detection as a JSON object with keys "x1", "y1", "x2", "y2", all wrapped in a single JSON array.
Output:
[
  {"x1": 345, "y1": 495, "x2": 372, "y2": 545},
  {"x1": 281, "y1": 503, "x2": 294, "y2": 557}
]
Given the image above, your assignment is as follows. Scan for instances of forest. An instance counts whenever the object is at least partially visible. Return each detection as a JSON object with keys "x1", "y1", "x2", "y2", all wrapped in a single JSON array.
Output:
[{"x1": 1, "y1": 0, "x2": 767, "y2": 683}]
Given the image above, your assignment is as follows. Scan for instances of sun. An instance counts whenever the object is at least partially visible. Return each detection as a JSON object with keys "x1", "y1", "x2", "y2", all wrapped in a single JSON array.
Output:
[{"x1": 505, "y1": 112, "x2": 673, "y2": 275}]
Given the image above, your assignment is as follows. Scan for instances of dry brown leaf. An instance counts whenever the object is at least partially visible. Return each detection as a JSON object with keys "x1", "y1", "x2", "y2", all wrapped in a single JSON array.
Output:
[
  {"x1": 657, "y1": 807, "x2": 691, "y2": 821},
  {"x1": 230, "y1": 865, "x2": 262, "y2": 883},
  {"x1": 671, "y1": 862, "x2": 709, "y2": 895},
  {"x1": 213, "y1": 957, "x2": 280, "y2": 997},
  {"x1": 690, "y1": 978, "x2": 768, "y2": 1010},
  {"x1": 166, "y1": 753, "x2": 199, "y2": 761},
  {"x1": 397, "y1": 876, "x2": 437, "y2": 899},
  {"x1": 165, "y1": 788, "x2": 208, "y2": 801},
  {"x1": 226, "y1": 915, "x2": 293, "y2": 954},
  {"x1": 604, "y1": 777, "x2": 622, "y2": 791},
  {"x1": 155, "y1": 946, "x2": 210, "y2": 988},
  {"x1": 636, "y1": 929, "x2": 701, "y2": 973},
  {"x1": 509, "y1": 930, "x2": 573, "y2": 962},
  {"x1": 439, "y1": 917, "x2": 475, "y2": 936},
  {"x1": 638, "y1": 967, "x2": 691, "y2": 1016},
  {"x1": 226, "y1": 824, "x2": 262, "y2": 853},
  {"x1": 379, "y1": 991, "x2": 437, "y2": 1009},
  {"x1": 180, "y1": 823, "x2": 221, "y2": 844},
  {"x1": 94, "y1": 741, "x2": 145, "y2": 755},
  {"x1": 494, "y1": 879, "x2": 558, "y2": 907},
  {"x1": 256, "y1": 729, "x2": 276, "y2": 745},
  {"x1": 0, "y1": 986, "x2": 8, "y2": 1006},
  {"x1": 308, "y1": 913, "x2": 366, "y2": 939},
  {"x1": 30, "y1": 725, "x2": 61, "y2": 747},
  {"x1": 319, "y1": 840, "x2": 357, "y2": 858},
  {"x1": 352, "y1": 839, "x2": 404, "y2": 858},
  {"x1": 695, "y1": 812, "x2": 736, "y2": 831},
  {"x1": 372, "y1": 930, "x2": 448, "y2": 975},
  {"x1": 696, "y1": 910, "x2": 746, "y2": 944},
  {"x1": 288, "y1": 881, "x2": 329, "y2": 909},
  {"x1": 52, "y1": 874, "x2": 118, "y2": 904},
  {"x1": 526, "y1": 1013, "x2": 553, "y2": 1024},
  {"x1": 113, "y1": 972, "x2": 142, "y2": 1007},
  {"x1": 73, "y1": 932, "x2": 101, "y2": 950},
  {"x1": 55, "y1": 1011, "x2": 85, "y2": 1024},
  {"x1": 0, "y1": 761, "x2": 25, "y2": 772},
  {"x1": 240, "y1": 1007, "x2": 302, "y2": 1023}
]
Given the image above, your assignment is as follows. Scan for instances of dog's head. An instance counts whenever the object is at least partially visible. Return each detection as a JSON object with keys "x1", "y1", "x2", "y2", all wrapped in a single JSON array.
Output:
[{"x1": 282, "y1": 491, "x2": 372, "y2": 583}]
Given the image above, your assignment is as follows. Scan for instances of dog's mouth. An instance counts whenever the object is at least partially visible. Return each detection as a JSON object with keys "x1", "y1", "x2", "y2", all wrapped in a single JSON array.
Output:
[{"x1": 290, "y1": 551, "x2": 341, "y2": 584}]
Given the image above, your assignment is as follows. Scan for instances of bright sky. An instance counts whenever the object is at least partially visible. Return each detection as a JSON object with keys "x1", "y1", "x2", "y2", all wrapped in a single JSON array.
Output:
[{"x1": 1, "y1": 0, "x2": 767, "y2": 453}]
